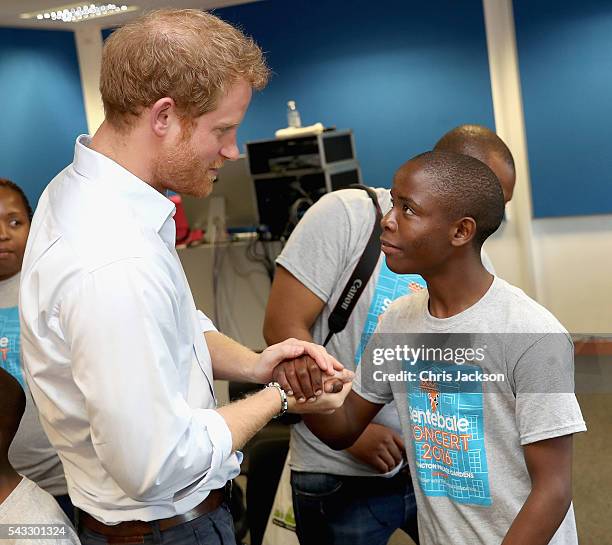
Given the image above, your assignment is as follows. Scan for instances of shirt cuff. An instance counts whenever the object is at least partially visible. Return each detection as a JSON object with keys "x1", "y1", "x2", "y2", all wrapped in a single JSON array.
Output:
[
  {"x1": 198, "y1": 310, "x2": 218, "y2": 333},
  {"x1": 193, "y1": 409, "x2": 234, "y2": 484}
]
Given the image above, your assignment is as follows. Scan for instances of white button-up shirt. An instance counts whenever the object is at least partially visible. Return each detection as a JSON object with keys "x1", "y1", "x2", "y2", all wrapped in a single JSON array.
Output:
[{"x1": 20, "y1": 135, "x2": 240, "y2": 523}]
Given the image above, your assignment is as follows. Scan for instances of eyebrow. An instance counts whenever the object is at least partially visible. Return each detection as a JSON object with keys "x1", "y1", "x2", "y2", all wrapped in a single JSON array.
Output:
[
  {"x1": 390, "y1": 190, "x2": 422, "y2": 212},
  {"x1": 215, "y1": 122, "x2": 239, "y2": 131}
]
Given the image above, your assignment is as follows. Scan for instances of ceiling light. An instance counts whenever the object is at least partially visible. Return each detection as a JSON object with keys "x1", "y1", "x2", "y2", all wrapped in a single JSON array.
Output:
[{"x1": 20, "y1": 3, "x2": 138, "y2": 23}]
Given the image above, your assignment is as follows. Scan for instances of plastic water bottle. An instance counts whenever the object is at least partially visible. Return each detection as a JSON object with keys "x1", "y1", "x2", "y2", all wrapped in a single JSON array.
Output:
[{"x1": 287, "y1": 100, "x2": 302, "y2": 128}]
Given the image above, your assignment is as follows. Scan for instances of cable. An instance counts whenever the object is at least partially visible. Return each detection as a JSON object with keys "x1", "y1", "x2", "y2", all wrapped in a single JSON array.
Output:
[{"x1": 246, "y1": 236, "x2": 276, "y2": 282}]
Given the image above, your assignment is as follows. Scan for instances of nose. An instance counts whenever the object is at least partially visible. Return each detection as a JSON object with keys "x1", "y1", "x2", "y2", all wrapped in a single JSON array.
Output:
[
  {"x1": 381, "y1": 209, "x2": 397, "y2": 233},
  {"x1": 0, "y1": 223, "x2": 9, "y2": 241},
  {"x1": 220, "y1": 137, "x2": 240, "y2": 161}
]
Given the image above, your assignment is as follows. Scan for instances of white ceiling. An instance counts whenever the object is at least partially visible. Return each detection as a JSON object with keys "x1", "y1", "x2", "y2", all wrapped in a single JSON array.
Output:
[{"x1": 0, "y1": 0, "x2": 255, "y2": 30}]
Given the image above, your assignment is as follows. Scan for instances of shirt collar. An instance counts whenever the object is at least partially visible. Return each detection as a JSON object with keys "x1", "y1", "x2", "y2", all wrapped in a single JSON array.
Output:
[{"x1": 72, "y1": 135, "x2": 176, "y2": 235}]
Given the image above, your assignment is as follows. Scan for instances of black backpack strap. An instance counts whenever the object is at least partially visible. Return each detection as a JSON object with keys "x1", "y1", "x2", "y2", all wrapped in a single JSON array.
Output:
[{"x1": 323, "y1": 185, "x2": 383, "y2": 347}]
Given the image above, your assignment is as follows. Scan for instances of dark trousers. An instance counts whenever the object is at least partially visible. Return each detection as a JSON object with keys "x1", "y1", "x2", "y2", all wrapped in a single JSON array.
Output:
[
  {"x1": 78, "y1": 504, "x2": 236, "y2": 545},
  {"x1": 291, "y1": 469, "x2": 419, "y2": 545},
  {"x1": 55, "y1": 494, "x2": 76, "y2": 524}
]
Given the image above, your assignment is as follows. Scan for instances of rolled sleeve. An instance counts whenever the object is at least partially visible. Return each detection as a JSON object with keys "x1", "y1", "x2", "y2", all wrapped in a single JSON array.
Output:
[{"x1": 194, "y1": 409, "x2": 233, "y2": 483}]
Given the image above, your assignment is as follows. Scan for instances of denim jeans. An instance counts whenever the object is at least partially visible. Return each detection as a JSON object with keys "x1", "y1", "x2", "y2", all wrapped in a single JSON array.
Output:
[
  {"x1": 78, "y1": 504, "x2": 236, "y2": 545},
  {"x1": 55, "y1": 494, "x2": 76, "y2": 524},
  {"x1": 291, "y1": 470, "x2": 419, "y2": 545}
]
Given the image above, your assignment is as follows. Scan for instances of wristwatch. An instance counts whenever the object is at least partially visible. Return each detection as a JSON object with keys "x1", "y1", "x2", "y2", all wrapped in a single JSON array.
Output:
[{"x1": 266, "y1": 381, "x2": 288, "y2": 418}]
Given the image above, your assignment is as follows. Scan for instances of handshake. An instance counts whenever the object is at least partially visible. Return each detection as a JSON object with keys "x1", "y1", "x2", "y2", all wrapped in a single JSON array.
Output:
[{"x1": 258, "y1": 338, "x2": 354, "y2": 414}]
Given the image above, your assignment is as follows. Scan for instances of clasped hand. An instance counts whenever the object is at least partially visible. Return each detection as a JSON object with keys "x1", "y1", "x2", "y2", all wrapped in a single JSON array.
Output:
[{"x1": 256, "y1": 338, "x2": 353, "y2": 412}]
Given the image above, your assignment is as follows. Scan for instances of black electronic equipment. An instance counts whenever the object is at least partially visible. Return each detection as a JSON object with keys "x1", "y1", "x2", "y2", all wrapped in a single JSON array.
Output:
[{"x1": 246, "y1": 130, "x2": 361, "y2": 239}]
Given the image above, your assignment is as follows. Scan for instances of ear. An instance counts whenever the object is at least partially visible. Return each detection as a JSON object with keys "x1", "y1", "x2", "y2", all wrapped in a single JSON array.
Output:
[
  {"x1": 450, "y1": 217, "x2": 477, "y2": 248},
  {"x1": 149, "y1": 97, "x2": 178, "y2": 137}
]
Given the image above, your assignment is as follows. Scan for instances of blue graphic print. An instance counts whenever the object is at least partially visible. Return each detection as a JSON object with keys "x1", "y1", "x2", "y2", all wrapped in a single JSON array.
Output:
[
  {"x1": 355, "y1": 259, "x2": 427, "y2": 365},
  {"x1": 0, "y1": 306, "x2": 24, "y2": 387},
  {"x1": 407, "y1": 361, "x2": 491, "y2": 506}
]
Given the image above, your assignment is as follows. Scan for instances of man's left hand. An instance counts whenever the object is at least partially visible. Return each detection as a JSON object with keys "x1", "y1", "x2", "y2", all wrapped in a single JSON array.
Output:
[{"x1": 253, "y1": 338, "x2": 344, "y2": 385}]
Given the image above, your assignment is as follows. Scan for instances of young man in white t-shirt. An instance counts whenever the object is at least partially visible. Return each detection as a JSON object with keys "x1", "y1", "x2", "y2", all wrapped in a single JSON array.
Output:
[{"x1": 296, "y1": 150, "x2": 586, "y2": 545}]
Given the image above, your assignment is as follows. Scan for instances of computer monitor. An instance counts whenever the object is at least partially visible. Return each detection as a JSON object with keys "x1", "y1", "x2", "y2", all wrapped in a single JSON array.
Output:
[{"x1": 180, "y1": 156, "x2": 259, "y2": 230}]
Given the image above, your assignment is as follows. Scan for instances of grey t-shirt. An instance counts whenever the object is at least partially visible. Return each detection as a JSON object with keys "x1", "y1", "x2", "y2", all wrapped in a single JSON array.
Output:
[
  {"x1": 0, "y1": 477, "x2": 79, "y2": 544},
  {"x1": 0, "y1": 273, "x2": 67, "y2": 496},
  {"x1": 354, "y1": 276, "x2": 586, "y2": 545},
  {"x1": 278, "y1": 188, "x2": 427, "y2": 476}
]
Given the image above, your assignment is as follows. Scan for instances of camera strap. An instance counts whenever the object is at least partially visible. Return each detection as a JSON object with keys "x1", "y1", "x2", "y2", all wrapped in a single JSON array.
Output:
[{"x1": 323, "y1": 185, "x2": 383, "y2": 347}]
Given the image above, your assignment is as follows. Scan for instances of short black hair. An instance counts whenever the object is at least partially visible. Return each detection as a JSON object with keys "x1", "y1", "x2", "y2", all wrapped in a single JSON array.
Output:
[
  {"x1": 434, "y1": 124, "x2": 515, "y2": 174},
  {"x1": 409, "y1": 150, "x2": 505, "y2": 247},
  {"x1": 0, "y1": 179, "x2": 33, "y2": 221},
  {"x1": 0, "y1": 368, "x2": 26, "y2": 456}
]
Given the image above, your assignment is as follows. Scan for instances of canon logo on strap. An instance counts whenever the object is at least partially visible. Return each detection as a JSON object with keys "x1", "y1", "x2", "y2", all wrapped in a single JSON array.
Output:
[{"x1": 340, "y1": 279, "x2": 363, "y2": 310}]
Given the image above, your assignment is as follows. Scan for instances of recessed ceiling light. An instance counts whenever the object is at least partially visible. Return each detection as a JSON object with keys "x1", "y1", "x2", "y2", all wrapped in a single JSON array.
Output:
[{"x1": 20, "y1": 3, "x2": 138, "y2": 23}]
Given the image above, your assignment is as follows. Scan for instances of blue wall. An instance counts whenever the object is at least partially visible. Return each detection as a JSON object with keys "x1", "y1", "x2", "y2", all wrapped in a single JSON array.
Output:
[
  {"x1": 217, "y1": 0, "x2": 495, "y2": 188},
  {"x1": 13, "y1": 2, "x2": 611, "y2": 218},
  {"x1": 0, "y1": 28, "x2": 88, "y2": 209},
  {"x1": 514, "y1": 0, "x2": 612, "y2": 217}
]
